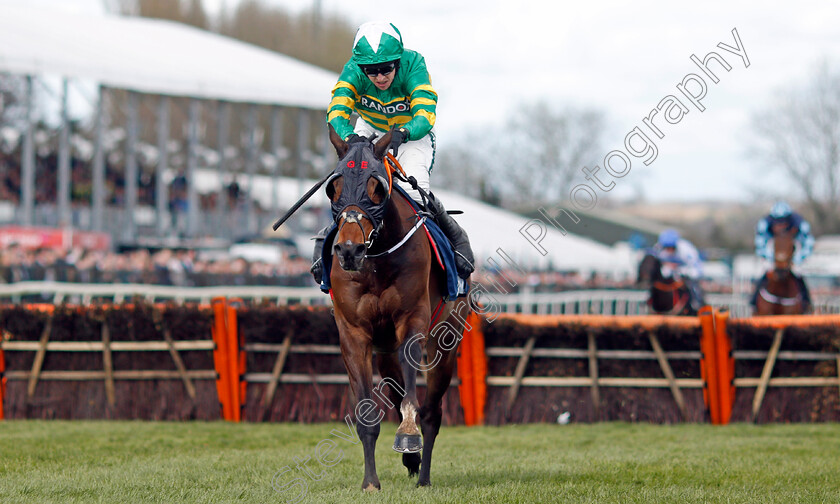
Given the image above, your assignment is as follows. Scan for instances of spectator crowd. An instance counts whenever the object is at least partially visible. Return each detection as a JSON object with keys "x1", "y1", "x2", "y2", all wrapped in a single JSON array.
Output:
[{"x1": 0, "y1": 243, "x2": 313, "y2": 288}]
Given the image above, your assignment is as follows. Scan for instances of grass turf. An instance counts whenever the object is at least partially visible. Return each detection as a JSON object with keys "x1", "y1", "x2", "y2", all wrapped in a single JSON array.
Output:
[{"x1": 1, "y1": 421, "x2": 839, "y2": 503}]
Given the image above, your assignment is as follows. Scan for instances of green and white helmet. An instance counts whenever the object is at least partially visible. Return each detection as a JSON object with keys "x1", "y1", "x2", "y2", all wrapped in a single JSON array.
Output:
[{"x1": 352, "y1": 21, "x2": 403, "y2": 66}]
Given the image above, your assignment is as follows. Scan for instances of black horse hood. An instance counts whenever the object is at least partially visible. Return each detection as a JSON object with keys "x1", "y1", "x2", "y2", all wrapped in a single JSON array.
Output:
[{"x1": 327, "y1": 142, "x2": 391, "y2": 228}]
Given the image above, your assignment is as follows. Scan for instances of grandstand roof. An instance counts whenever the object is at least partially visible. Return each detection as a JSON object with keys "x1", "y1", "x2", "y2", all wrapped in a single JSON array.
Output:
[{"x1": 0, "y1": 5, "x2": 338, "y2": 108}]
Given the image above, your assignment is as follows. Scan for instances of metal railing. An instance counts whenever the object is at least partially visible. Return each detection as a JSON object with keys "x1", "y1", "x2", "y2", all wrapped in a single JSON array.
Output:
[
  {"x1": 0, "y1": 281, "x2": 327, "y2": 306},
  {"x1": 1, "y1": 282, "x2": 838, "y2": 317}
]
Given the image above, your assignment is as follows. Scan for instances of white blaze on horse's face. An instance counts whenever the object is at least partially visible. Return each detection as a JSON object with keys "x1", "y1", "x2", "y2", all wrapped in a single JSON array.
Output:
[{"x1": 334, "y1": 208, "x2": 371, "y2": 272}]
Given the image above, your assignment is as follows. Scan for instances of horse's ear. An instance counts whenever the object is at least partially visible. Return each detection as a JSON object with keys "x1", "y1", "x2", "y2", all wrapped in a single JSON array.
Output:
[
  {"x1": 373, "y1": 130, "x2": 392, "y2": 160},
  {"x1": 329, "y1": 124, "x2": 349, "y2": 158}
]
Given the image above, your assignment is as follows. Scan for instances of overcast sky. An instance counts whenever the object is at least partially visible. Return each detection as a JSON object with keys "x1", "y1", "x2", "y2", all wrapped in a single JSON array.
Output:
[
  {"x1": 6, "y1": 0, "x2": 840, "y2": 204},
  {"x1": 246, "y1": 0, "x2": 840, "y2": 204}
]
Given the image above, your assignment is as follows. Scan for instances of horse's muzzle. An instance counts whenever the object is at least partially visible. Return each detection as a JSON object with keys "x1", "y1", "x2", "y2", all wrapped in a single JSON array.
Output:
[{"x1": 335, "y1": 241, "x2": 367, "y2": 271}]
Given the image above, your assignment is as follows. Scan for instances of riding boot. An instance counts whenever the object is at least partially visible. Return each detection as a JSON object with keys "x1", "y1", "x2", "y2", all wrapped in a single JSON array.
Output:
[
  {"x1": 310, "y1": 225, "x2": 331, "y2": 285},
  {"x1": 426, "y1": 191, "x2": 475, "y2": 279}
]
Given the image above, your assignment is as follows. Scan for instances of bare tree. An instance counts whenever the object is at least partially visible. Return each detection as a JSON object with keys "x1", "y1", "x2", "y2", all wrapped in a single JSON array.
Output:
[
  {"x1": 434, "y1": 139, "x2": 501, "y2": 206},
  {"x1": 218, "y1": 0, "x2": 353, "y2": 73},
  {"x1": 749, "y1": 61, "x2": 840, "y2": 234},
  {"x1": 437, "y1": 102, "x2": 605, "y2": 208}
]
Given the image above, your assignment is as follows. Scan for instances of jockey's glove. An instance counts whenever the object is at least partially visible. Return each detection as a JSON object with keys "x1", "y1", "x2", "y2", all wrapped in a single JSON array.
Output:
[
  {"x1": 346, "y1": 134, "x2": 367, "y2": 144},
  {"x1": 388, "y1": 127, "x2": 408, "y2": 156}
]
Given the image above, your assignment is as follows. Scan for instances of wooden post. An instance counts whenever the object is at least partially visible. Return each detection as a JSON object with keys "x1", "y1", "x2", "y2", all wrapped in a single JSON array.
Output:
[
  {"x1": 163, "y1": 326, "x2": 196, "y2": 400},
  {"x1": 751, "y1": 328, "x2": 784, "y2": 422},
  {"x1": 153, "y1": 307, "x2": 196, "y2": 400},
  {"x1": 506, "y1": 335, "x2": 536, "y2": 416},
  {"x1": 260, "y1": 333, "x2": 292, "y2": 420},
  {"x1": 648, "y1": 331, "x2": 688, "y2": 420},
  {"x1": 587, "y1": 329, "x2": 601, "y2": 421},
  {"x1": 27, "y1": 314, "x2": 53, "y2": 399},
  {"x1": 101, "y1": 319, "x2": 116, "y2": 407}
]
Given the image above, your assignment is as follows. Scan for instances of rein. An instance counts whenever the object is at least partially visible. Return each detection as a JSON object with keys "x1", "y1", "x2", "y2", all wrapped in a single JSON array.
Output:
[
  {"x1": 365, "y1": 215, "x2": 427, "y2": 258},
  {"x1": 365, "y1": 155, "x2": 425, "y2": 258}
]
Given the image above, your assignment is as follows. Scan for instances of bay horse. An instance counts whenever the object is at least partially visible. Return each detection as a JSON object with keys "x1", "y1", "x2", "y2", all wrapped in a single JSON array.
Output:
[
  {"x1": 325, "y1": 126, "x2": 469, "y2": 491},
  {"x1": 637, "y1": 253, "x2": 695, "y2": 315},
  {"x1": 754, "y1": 225, "x2": 807, "y2": 315}
]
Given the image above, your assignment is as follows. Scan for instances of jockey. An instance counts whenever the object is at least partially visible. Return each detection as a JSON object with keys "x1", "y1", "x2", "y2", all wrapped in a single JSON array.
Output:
[
  {"x1": 652, "y1": 229, "x2": 706, "y2": 312},
  {"x1": 750, "y1": 201, "x2": 814, "y2": 309},
  {"x1": 310, "y1": 21, "x2": 475, "y2": 284}
]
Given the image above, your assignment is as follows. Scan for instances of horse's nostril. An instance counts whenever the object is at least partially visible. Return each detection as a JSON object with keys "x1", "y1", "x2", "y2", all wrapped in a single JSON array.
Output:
[{"x1": 354, "y1": 244, "x2": 366, "y2": 257}]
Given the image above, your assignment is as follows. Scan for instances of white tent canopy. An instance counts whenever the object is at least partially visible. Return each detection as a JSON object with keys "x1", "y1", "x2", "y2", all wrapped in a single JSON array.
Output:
[
  {"x1": 0, "y1": 5, "x2": 338, "y2": 107},
  {"x1": 436, "y1": 189, "x2": 637, "y2": 276}
]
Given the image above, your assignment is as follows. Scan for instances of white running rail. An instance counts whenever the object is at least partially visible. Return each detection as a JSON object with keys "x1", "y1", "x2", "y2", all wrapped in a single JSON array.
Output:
[{"x1": 0, "y1": 282, "x2": 837, "y2": 318}]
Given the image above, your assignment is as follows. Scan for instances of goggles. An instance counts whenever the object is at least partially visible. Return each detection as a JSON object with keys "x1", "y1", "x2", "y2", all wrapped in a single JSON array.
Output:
[{"x1": 361, "y1": 61, "x2": 397, "y2": 77}]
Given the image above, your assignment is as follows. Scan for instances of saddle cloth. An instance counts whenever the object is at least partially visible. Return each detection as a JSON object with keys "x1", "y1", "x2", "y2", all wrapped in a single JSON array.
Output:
[{"x1": 320, "y1": 185, "x2": 468, "y2": 301}]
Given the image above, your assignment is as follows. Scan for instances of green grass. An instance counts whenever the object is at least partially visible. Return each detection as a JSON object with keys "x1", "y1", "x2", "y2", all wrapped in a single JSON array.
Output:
[{"x1": 1, "y1": 421, "x2": 839, "y2": 503}]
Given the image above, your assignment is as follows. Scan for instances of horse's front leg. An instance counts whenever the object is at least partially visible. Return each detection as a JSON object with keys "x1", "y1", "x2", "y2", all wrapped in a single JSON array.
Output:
[
  {"x1": 393, "y1": 316, "x2": 428, "y2": 455},
  {"x1": 338, "y1": 325, "x2": 381, "y2": 492}
]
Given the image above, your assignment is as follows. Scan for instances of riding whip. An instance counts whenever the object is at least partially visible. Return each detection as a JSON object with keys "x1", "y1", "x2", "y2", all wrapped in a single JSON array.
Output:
[{"x1": 271, "y1": 169, "x2": 335, "y2": 231}]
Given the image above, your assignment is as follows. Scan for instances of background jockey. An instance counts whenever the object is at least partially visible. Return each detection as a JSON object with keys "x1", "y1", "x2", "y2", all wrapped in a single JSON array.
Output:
[
  {"x1": 751, "y1": 201, "x2": 814, "y2": 310},
  {"x1": 652, "y1": 229, "x2": 706, "y2": 312},
  {"x1": 310, "y1": 21, "x2": 474, "y2": 285}
]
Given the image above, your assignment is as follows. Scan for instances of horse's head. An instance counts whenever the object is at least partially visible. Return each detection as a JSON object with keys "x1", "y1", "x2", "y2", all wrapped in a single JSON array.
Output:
[
  {"x1": 637, "y1": 253, "x2": 662, "y2": 286},
  {"x1": 771, "y1": 224, "x2": 796, "y2": 274},
  {"x1": 327, "y1": 126, "x2": 394, "y2": 272}
]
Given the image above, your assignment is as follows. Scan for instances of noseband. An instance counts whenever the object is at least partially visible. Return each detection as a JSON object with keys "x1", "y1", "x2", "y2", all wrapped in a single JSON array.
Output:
[{"x1": 337, "y1": 209, "x2": 382, "y2": 248}]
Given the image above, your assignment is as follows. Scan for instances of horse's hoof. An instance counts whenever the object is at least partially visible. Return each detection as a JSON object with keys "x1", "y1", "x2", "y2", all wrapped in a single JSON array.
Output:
[
  {"x1": 403, "y1": 453, "x2": 421, "y2": 477},
  {"x1": 393, "y1": 433, "x2": 422, "y2": 453},
  {"x1": 362, "y1": 483, "x2": 380, "y2": 493}
]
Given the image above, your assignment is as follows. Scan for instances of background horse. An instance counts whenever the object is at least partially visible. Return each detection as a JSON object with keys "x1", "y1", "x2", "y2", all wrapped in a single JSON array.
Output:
[
  {"x1": 637, "y1": 253, "x2": 695, "y2": 315},
  {"x1": 754, "y1": 225, "x2": 807, "y2": 315},
  {"x1": 326, "y1": 126, "x2": 469, "y2": 491}
]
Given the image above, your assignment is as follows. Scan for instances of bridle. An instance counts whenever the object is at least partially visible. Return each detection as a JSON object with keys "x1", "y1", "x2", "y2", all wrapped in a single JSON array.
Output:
[
  {"x1": 336, "y1": 209, "x2": 381, "y2": 249},
  {"x1": 333, "y1": 151, "x2": 424, "y2": 258}
]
